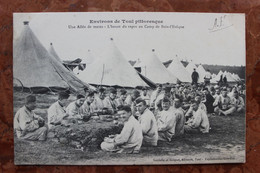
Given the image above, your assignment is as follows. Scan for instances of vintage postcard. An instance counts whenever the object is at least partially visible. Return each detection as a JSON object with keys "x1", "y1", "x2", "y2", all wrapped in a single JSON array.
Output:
[{"x1": 13, "y1": 12, "x2": 245, "y2": 165}]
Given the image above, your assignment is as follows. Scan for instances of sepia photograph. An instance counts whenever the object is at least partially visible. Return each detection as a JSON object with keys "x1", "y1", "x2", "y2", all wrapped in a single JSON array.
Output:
[{"x1": 13, "y1": 12, "x2": 245, "y2": 165}]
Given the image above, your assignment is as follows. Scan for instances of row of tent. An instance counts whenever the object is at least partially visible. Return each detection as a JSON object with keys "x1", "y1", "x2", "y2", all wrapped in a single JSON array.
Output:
[
  {"x1": 13, "y1": 21, "x2": 156, "y2": 93},
  {"x1": 185, "y1": 60, "x2": 242, "y2": 83},
  {"x1": 13, "y1": 21, "x2": 242, "y2": 93},
  {"x1": 211, "y1": 70, "x2": 242, "y2": 83}
]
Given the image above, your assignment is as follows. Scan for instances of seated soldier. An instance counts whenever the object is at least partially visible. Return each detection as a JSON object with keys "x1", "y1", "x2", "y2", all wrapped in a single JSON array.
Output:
[
  {"x1": 150, "y1": 84, "x2": 162, "y2": 108},
  {"x1": 227, "y1": 86, "x2": 232, "y2": 97},
  {"x1": 140, "y1": 87, "x2": 150, "y2": 105},
  {"x1": 196, "y1": 96, "x2": 207, "y2": 113},
  {"x1": 154, "y1": 86, "x2": 172, "y2": 111},
  {"x1": 100, "y1": 105, "x2": 143, "y2": 153},
  {"x1": 103, "y1": 87, "x2": 117, "y2": 114},
  {"x1": 214, "y1": 87, "x2": 221, "y2": 99},
  {"x1": 184, "y1": 101, "x2": 210, "y2": 134},
  {"x1": 14, "y1": 95, "x2": 47, "y2": 141},
  {"x1": 66, "y1": 94, "x2": 85, "y2": 120},
  {"x1": 125, "y1": 90, "x2": 141, "y2": 118},
  {"x1": 214, "y1": 88, "x2": 236, "y2": 116},
  {"x1": 180, "y1": 90, "x2": 193, "y2": 112},
  {"x1": 90, "y1": 87, "x2": 105, "y2": 112},
  {"x1": 185, "y1": 96, "x2": 207, "y2": 117},
  {"x1": 231, "y1": 91, "x2": 245, "y2": 113},
  {"x1": 80, "y1": 91, "x2": 95, "y2": 118},
  {"x1": 202, "y1": 88, "x2": 215, "y2": 114},
  {"x1": 136, "y1": 98, "x2": 158, "y2": 146},
  {"x1": 125, "y1": 89, "x2": 140, "y2": 106},
  {"x1": 212, "y1": 88, "x2": 221, "y2": 106},
  {"x1": 171, "y1": 98, "x2": 186, "y2": 137},
  {"x1": 115, "y1": 89, "x2": 127, "y2": 108},
  {"x1": 157, "y1": 98, "x2": 176, "y2": 142},
  {"x1": 237, "y1": 85, "x2": 245, "y2": 97},
  {"x1": 47, "y1": 92, "x2": 70, "y2": 129}
]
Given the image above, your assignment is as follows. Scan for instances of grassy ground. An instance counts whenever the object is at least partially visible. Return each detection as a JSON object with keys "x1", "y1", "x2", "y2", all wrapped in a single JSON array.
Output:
[{"x1": 13, "y1": 91, "x2": 245, "y2": 165}]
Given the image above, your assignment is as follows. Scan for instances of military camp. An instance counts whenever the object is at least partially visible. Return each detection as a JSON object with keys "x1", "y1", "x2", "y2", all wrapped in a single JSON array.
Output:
[{"x1": 13, "y1": 13, "x2": 246, "y2": 165}]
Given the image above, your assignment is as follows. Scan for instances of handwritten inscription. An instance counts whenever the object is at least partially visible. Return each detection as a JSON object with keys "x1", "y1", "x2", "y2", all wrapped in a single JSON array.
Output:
[{"x1": 208, "y1": 15, "x2": 233, "y2": 33}]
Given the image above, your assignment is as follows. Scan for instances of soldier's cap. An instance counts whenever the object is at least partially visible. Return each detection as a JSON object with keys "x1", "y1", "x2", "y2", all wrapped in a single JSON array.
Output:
[
  {"x1": 163, "y1": 86, "x2": 171, "y2": 92},
  {"x1": 58, "y1": 91, "x2": 70, "y2": 100},
  {"x1": 120, "y1": 89, "x2": 127, "y2": 95},
  {"x1": 25, "y1": 95, "x2": 36, "y2": 104},
  {"x1": 142, "y1": 87, "x2": 148, "y2": 91},
  {"x1": 132, "y1": 90, "x2": 140, "y2": 97},
  {"x1": 203, "y1": 88, "x2": 209, "y2": 91},
  {"x1": 98, "y1": 87, "x2": 105, "y2": 93},
  {"x1": 162, "y1": 97, "x2": 170, "y2": 103},
  {"x1": 86, "y1": 91, "x2": 95, "y2": 97},
  {"x1": 77, "y1": 94, "x2": 85, "y2": 99},
  {"x1": 109, "y1": 87, "x2": 117, "y2": 94}
]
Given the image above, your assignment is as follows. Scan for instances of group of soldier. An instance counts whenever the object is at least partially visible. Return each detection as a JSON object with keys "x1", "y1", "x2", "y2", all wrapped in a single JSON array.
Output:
[{"x1": 14, "y1": 81, "x2": 245, "y2": 154}]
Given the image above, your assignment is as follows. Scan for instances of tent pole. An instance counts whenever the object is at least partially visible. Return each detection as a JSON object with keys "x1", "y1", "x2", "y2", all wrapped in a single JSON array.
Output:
[{"x1": 100, "y1": 64, "x2": 105, "y2": 86}]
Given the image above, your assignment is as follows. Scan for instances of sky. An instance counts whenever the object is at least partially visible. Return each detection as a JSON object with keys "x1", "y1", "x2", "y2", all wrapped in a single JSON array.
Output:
[{"x1": 13, "y1": 12, "x2": 245, "y2": 66}]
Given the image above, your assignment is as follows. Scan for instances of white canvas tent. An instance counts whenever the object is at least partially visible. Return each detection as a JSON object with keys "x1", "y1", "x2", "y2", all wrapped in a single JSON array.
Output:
[
  {"x1": 185, "y1": 60, "x2": 198, "y2": 75},
  {"x1": 48, "y1": 42, "x2": 90, "y2": 91},
  {"x1": 197, "y1": 64, "x2": 207, "y2": 83},
  {"x1": 134, "y1": 49, "x2": 178, "y2": 84},
  {"x1": 48, "y1": 43, "x2": 63, "y2": 63},
  {"x1": 14, "y1": 21, "x2": 88, "y2": 92},
  {"x1": 83, "y1": 50, "x2": 95, "y2": 66},
  {"x1": 232, "y1": 73, "x2": 241, "y2": 82},
  {"x1": 223, "y1": 71, "x2": 237, "y2": 82},
  {"x1": 78, "y1": 38, "x2": 153, "y2": 88},
  {"x1": 211, "y1": 70, "x2": 224, "y2": 83},
  {"x1": 167, "y1": 57, "x2": 191, "y2": 83},
  {"x1": 235, "y1": 74, "x2": 241, "y2": 81}
]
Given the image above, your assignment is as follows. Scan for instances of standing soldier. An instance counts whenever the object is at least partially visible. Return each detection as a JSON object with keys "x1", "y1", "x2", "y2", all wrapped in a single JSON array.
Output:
[
  {"x1": 191, "y1": 68, "x2": 199, "y2": 86},
  {"x1": 204, "y1": 69, "x2": 212, "y2": 86}
]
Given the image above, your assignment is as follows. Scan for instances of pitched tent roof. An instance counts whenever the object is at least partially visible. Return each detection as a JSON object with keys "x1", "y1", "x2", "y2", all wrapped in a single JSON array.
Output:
[
  {"x1": 49, "y1": 42, "x2": 74, "y2": 72},
  {"x1": 234, "y1": 74, "x2": 241, "y2": 81},
  {"x1": 167, "y1": 57, "x2": 191, "y2": 83},
  {"x1": 197, "y1": 64, "x2": 207, "y2": 83},
  {"x1": 48, "y1": 43, "x2": 63, "y2": 63},
  {"x1": 78, "y1": 38, "x2": 151, "y2": 88},
  {"x1": 137, "y1": 72, "x2": 157, "y2": 88},
  {"x1": 83, "y1": 50, "x2": 95, "y2": 65},
  {"x1": 13, "y1": 21, "x2": 89, "y2": 92},
  {"x1": 47, "y1": 42, "x2": 91, "y2": 91},
  {"x1": 14, "y1": 21, "x2": 69, "y2": 90},
  {"x1": 218, "y1": 70, "x2": 224, "y2": 76},
  {"x1": 134, "y1": 50, "x2": 178, "y2": 84},
  {"x1": 223, "y1": 71, "x2": 237, "y2": 82},
  {"x1": 185, "y1": 60, "x2": 198, "y2": 75},
  {"x1": 231, "y1": 73, "x2": 241, "y2": 82},
  {"x1": 211, "y1": 70, "x2": 224, "y2": 83}
]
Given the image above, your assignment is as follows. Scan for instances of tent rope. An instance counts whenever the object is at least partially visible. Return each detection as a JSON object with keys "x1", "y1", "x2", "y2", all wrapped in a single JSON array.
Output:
[
  {"x1": 49, "y1": 59, "x2": 71, "y2": 91},
  {"x1": 13, "y1": 78, "x2": 24, "y2": 93}
]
